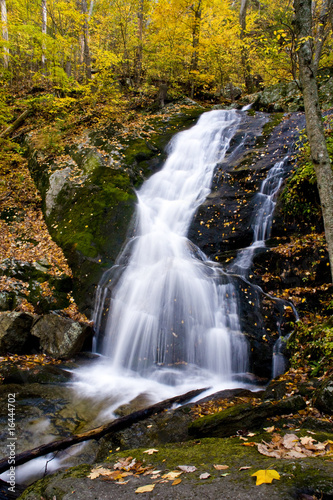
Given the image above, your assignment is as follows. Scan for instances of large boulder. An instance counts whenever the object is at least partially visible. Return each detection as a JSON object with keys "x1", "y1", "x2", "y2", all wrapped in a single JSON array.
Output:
[
  {"x1": 31, "y1": 313, "x2": 92, "y2": 359},
  {"x1": 0, "y1": 312, "x2": 36, "y2": 354}
]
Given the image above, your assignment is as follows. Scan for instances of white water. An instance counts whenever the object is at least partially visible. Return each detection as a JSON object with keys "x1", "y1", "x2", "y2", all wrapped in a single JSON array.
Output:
[
  {"x1": 92, "y1": 109, "x2": 249, "y2": 393},
  {"x1": 230, "y1": 157, "x2": 289, "y2": 275}
]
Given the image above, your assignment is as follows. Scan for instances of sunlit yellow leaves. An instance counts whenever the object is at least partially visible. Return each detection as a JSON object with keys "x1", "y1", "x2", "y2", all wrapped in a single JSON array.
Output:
[
  {"x1": 172, "y1": 478, "x2": 182, "y2": 485},
  {"x1": 251, "y1": 469, "x2": 280, "y2": 486}
]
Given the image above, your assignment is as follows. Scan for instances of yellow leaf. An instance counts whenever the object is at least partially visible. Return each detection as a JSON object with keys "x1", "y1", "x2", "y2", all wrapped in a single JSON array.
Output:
[
  {"x1": 252, "y1": 470, "x2": 280, "y2": 485},
  {"x1": 172, "y1": 478, "x2": 182, "y2": 485},
  {"x1": 135, "y1": 484, "x2": 155, "y2": 493},
  {"x1": 162, "y1": 471, "x2": 182, "y2": 480}
]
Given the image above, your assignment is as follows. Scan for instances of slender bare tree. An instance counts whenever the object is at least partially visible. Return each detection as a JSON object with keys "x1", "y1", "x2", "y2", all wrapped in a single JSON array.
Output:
[
  {"x1": 41, "y1": 0, "x2": 47, "y2": 68},
  {"x1": 294, "y1": 0, "x2": 333, "y2": 281},
  {"x1": 0, "y1": 0, "x2": 9, "y2": 69}
]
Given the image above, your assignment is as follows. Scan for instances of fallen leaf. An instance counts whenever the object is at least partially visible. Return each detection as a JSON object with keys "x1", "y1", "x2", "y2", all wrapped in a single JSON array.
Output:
[
  {"x1": 172, "y1": 478, "x2": 182, "y2": 486},
  {"x1": 252, "y1": 469, "x2": 280, "y2": 485},
  {"x1": 247, "y1": 432, "x2": 256, "y2": 437},
  {"x1": 135, "y1": 484, "x2": 155, "y2": 493},
  {"x1": 239, "y1": 466, "x2": 251, "y2": 471},
  {"x1": 221, "y1": 473, "x2": 230, "y2": 477},
  {"x1": 264, "y1": 426, "x2": 275, "y2": 433},
  {"x1": 178, "y1": 465, "x2": 197, "y2": 473},
  {"x1": 199, "y1": 472, "x2": 211, "y2": 480},
  {"x1": 88, "y1": 467, "x2": 111, "y2": 479},
  {"x1": 162, "y1": 471, "x2": 183, "y2": 480},
  {"x1": 143, "y1": 448, "x2": 159, "y2": 455},
  {"x1": 282, "y1": 434, "x2": 299, "y2": 449},
  {"x1": 213, "y1": 464, "x2": 229, "y2": 470}
]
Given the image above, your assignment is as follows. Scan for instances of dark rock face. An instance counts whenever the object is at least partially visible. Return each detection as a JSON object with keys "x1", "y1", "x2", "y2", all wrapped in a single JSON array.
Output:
[
  {"x1": 0, "y1": 311, "x2": 92, "y2": 358},
  {"x1": 313, "y1": 374, "x2": 333, "y2": 414},
  {"x1": 0, "y1": 258, "x2": 72, "y2": 314},
  {"x1": 189, "y1": 112, "x2": 306, "y2": 258},
  {"x1": 0, "y1": 312, "x2": 36, "y2": 354}
]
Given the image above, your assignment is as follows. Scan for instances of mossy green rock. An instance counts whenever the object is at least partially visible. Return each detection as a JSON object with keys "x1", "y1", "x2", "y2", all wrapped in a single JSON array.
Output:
[
  {"x1": 188, "y1": 396, "x2": 306, "y2": 438},
  {"x1": 18, "y1": 437, "x2": 333, "y2": 499}
]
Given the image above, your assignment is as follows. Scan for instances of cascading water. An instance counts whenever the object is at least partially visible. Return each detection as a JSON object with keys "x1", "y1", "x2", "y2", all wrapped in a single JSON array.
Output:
[
  {"x1": 230, "y1": 157, "x2": 289, "y2": 276},
  {"x1": 93, "y1": 109, "x2": 249, "y2": 385}
]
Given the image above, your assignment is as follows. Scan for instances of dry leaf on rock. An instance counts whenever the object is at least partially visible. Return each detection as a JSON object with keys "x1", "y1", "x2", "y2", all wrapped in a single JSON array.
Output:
[
  {"x1": 178, "y1": 465, "x2": 197, "y2": 473},
  {"x1": 162, "y1": 471, "x2": 183, "y2": 480},
  {"x1": 257, "y1": 433, "x2": 331, "y2": 459},
  {"x1": 199, "y1": 472, "x2": 211, "y2": 480},
  {"x1": 252, "y1": 469, "x2": 280, "y2": 485},
  {"x1": 143, "y1": 448, "x2": 159, "y2": 455},
  {"x1": 88, "y1": 467, "x2": 111, "y2": 479},
  {"x1": 172, "y1": 478, "x2": 182, "y2": 486},
  {"x1": 135, "y1": 484, "x2": 155, "y2": 493},
  {"x1": 213, "y1": 464, "x2": 229, "y2": 470},
  {"x1": 282, "y1": 433, "x2": 298, "y2": 449}
]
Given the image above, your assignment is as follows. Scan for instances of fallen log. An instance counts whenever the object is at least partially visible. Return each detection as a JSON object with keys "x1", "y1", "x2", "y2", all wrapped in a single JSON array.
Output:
[
  {"x1": 0, "y1": 109, "x2": 30, "y2": 139},
  {"x1": 0, "y1": 387, "x2": 207, "y2": 475}
]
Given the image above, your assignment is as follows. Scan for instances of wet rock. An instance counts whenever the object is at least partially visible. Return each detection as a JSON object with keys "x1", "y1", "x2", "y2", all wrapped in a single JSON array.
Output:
[
  {"x1": 0, "y1": 312, "x2": 37, "y2": 355},
  {"x1": 0, "y1": 362, "x2": 72, "y2": 385},
  {"x1": 0, "y1": 291, "x2": 15, "y2": 311},
  {"x1": 313, "y1": 373, "x2": 333, "y2": 414},
  {"x1": 31, "y1": 313, "x2": 92, "y2": 359}
]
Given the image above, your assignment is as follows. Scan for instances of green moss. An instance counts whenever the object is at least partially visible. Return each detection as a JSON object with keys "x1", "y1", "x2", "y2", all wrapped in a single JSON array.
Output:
[
  {"x1": 50, "y1": 167, "x2": 135, "y2": 259},
  {"x1": 262, "y1": 113, "x2": 284, "y2": 137},
  {"x1": 18, "y1": 465, "x2": 91, "y2": 500}
]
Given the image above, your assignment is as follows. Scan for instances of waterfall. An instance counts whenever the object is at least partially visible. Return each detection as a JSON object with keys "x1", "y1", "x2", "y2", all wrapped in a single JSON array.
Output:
[{"x1": 93, "y1": 109, "x2": 249, "y2": 383}]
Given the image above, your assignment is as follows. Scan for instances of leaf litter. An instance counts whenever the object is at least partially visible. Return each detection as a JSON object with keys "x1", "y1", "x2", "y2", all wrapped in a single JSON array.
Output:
[{"x1": 257, "y1": 433, "x2": 333, "y2": 459}]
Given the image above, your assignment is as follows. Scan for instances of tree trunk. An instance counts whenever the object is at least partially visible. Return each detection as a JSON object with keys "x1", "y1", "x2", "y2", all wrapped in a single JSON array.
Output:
[
  {"x1": 190, "y1": 0, "x2": 202, "y2": 99},
  {"x1": 239, "y1": 0, "x2": 252, "y2": 92},
  {"x1": 313, "y1": 0, "x2": 331, "y2": 72},
  {"x1": 78, "y1": 0, "x2": 92, "y2": 81},
  {"x1": 41, "y1": 0, "x2": 47, "y2": 69},
  {"x1": 0, "y1": 0, "x2": 9, "y2": 69},
  {"x1": 0, "y1": 387, "x2": 206, "y2": 475},
  {"x1": 134, "y1": 0, "x2": 144, "y2": 86},
  {"x1": 294, "y1": 0, "x2": 333, "y2": 282}
]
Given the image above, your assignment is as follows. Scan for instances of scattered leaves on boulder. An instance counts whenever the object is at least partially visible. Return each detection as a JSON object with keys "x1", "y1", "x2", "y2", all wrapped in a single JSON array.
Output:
[{"x1": 257, "y1": 433, "x2": 332, "y2": 459}]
